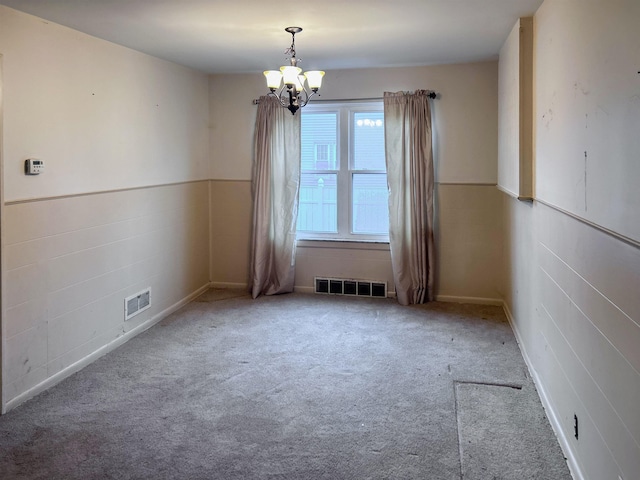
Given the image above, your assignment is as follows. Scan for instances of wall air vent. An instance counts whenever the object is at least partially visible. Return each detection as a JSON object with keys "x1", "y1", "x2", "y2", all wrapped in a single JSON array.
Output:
[
  {"x1": 124, "y1": 287, "x2": 152, "y2": 320},
  {"x1": 314, "y1": 277, "x2": 387, "y2": 298}
]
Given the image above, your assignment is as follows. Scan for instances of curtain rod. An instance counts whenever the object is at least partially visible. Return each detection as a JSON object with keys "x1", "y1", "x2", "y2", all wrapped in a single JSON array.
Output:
[{"x1": 252, "y1": 91, "x2": 437, "y2": 105}]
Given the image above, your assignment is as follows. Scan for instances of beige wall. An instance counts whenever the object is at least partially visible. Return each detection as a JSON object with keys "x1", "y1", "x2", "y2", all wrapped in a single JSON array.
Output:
[
  {"x1": 209, "y1": 63, "x2": 502, "y2": 301},
  {"x1": 501, "y1": 1, "x2": 640, "y2": 478},
  {"x1": 0, "y1": 6, "x2": 210, "y2": 202},
  {"x1": 436, "y1": 184, "x2": 502, "y2": 303},
  {"x1": 534, "y1": 0, "x2": 640, "y2": 243},
  {"x1": 211, "y1": 62, "x2": 498, "y2": 184},
  {"x1": 498, "y1": 21, "x2": 521, "y2": 197},
  {"x1": 294, "y1": 242, "x2": 394, "y2": 294},
  {"x1": 210, "y1": 180, "x2": 252, "y2": 288},
  {"x1": 0, "y1": 7, "x2": 211, "y2": 411},
  {"x1": 498, "y1": 18, "x2": 534, "y2": 199}
]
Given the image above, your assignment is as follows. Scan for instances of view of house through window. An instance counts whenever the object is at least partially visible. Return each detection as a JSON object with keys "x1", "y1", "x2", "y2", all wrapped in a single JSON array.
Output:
[{"x1": 298, "y1": 102, "x2": 389, "y2": 241}]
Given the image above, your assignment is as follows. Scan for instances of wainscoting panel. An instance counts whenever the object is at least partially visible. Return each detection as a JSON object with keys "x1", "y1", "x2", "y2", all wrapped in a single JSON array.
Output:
[
  {"x1": 3, "y1": 182, "x2": 210, "y2": 410},
  {"x1": 503, "y1": 195, "x2": 640, "y2": 480}
]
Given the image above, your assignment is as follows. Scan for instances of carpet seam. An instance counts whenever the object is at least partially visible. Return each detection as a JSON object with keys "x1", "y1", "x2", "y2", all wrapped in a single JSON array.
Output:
[
  {"x1": 454, "y1": 380, "x2": 524, "y2": 480},
  {"x1": 453, "y1": 381, "x2": 464, "y2": 480}
]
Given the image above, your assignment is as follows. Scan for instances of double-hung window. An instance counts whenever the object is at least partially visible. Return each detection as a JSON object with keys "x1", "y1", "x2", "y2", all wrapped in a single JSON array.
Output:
[{"x1": 297, "y1": 102, "x2": 389, "y2": 242}]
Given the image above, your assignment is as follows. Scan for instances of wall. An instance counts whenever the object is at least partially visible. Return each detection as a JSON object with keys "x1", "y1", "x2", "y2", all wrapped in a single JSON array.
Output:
[
  {"x1": 209, "y1": 62, "x2": 503, "y2": 302},
  {"x1": 0, "y1": 8, "x2": 209, "y2": 200},
  {"x1": 498, "y1": 18, "x2": 534, "y2": 199},
  {"x1": 502, "y1": 1, "x2": 640, "y2": 478},
  {"x1": 0, "y1": 6, "x2": 211, "y2": 411},
  {"x1": 498, "y1": 21, "x2": 521, "y2": 196},
  {"x1": 534, "y1": 0, "x2": 640, "y2": 243}
]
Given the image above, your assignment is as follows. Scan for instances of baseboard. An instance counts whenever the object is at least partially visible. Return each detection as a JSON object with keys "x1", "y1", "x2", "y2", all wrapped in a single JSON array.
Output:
[
  {"x1": 293, "y1": 286, "x2": 314, "y2": 294},
  {"x1": 502, "y1": 302, "x2": 583, "y2": 480},
  {"x1": 4, "y1": 283, "x2": 211, "y2": 414},
  {"x1": 210, "y1": 281, "x2": 248, "y2": 290},
  {"x1": 435, "y1": 295, "x2": 503, "y2": 306}
]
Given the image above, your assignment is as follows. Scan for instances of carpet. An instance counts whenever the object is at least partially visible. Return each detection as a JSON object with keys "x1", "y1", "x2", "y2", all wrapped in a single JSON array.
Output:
[
  {"x1": 455, "y1": 381, "x2": 570, "y2": 479},
  {"x1": 0, "y1": 290, "x2": 571, "y2": 479}
]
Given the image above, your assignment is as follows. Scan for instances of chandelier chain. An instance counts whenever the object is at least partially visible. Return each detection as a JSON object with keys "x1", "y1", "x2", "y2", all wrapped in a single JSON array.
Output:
[{"x1": 285, "y1": 31, "x2": 299, "y2": 65}]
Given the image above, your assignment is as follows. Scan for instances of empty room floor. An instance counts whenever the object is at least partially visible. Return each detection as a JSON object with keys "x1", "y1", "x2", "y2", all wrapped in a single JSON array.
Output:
[{"x1": 0, "y1": 289, "x2": 571, "y2": 479}]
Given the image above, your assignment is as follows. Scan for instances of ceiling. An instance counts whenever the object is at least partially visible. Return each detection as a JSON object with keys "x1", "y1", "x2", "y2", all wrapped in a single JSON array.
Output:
[{"x1": 0, "y1": 0, "x2": 544, "y2": 74}]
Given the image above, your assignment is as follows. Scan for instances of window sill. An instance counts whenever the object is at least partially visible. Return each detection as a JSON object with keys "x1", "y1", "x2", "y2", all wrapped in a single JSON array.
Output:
[{"x1": 296, "y1": 238, "x2": 390, "y2": 251}]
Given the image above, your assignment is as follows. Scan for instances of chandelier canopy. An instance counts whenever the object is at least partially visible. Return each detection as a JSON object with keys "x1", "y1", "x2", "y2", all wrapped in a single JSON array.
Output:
[{"x1": 263, "y1": 27, "x2": 325, "y2": 115}]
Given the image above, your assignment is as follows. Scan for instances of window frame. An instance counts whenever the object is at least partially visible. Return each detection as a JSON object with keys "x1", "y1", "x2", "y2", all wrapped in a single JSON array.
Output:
[{"x1": 297, "y1": 101, "x2": 389, "y2": 243}]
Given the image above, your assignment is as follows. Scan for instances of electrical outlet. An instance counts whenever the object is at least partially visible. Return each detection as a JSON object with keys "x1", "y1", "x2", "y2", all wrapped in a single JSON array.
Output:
[{"x1": 574, "y1": 414, "x2": 579, "y2": 440}]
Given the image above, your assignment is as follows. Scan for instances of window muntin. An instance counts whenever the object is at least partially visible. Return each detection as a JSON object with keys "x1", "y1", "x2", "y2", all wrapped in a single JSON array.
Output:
[{"x1": 298, "y1": 102, "x2": 388, "y2": 241}]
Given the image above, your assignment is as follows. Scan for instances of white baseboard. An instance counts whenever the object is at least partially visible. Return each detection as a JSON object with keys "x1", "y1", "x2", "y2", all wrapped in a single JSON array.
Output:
[
  {"x1": 502, "y1": 302, "x2": 583, "y2": 480},
  {"x1": 210, "y1": 281, "x2": 248, "y2": 290},
  {"x1": 4, "y1": 283, "x2": 211, "y2": 414},
  {"x1": 435, "y1": 295, "x2": 503, "y2": 306},
  {"x1": 293, "y1": 286, "x2": 314, "y2": 294}
]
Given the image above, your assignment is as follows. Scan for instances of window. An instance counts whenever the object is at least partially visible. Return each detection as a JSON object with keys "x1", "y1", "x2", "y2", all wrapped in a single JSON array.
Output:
[{"x1": 297, "y1": 102, "x2": 389, "y2": 241}]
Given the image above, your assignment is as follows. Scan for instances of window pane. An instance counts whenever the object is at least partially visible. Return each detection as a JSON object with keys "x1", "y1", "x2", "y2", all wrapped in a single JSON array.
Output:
[
  {"x1": 353, "y1": 112, "x2": 385, "y2": 170},
  {"x1": 302, "y1": 113, "x2": 337, "y2": 171},
  {"x1": 352, "y1": 173, "x2": 389, "y2": 234},
  {"x1": 297, "y1": 173, "x2": 337, "y2": 232}
]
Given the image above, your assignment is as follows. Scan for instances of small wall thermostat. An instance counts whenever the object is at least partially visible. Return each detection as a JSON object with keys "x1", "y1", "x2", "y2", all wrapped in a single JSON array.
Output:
[{"x1": 25, "y1": 158, "x2": 44, "y2": 175}]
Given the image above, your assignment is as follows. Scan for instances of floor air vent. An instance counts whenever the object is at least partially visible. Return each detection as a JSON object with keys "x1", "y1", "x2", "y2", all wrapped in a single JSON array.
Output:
[
  {"x1": 314, "y1": 277, "x2": 387, "y2": 298},
  {"x1": 125, "y1": 287, "x2": 151, "y2": 320}
]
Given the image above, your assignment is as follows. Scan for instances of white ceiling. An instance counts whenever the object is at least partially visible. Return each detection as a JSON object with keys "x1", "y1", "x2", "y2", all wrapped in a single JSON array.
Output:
[{"x1": 0, "y1": 0, "x2": 544, "y2": 74}]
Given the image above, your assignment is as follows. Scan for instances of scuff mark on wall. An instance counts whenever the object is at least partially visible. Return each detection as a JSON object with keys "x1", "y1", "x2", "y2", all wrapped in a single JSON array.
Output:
[
  {"x1": 542, "y1": 108, "x2": 554, "y2": 129},
  {"x1": 584, "y1": 151, "x2": 588, "y2": 212},
  {"x1": 573, "y1": 81, "x2": 590, "y2": 96}
]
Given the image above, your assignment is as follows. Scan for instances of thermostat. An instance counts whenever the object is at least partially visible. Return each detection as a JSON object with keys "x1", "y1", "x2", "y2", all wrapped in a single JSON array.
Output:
[{"x1": 25, "y1": 158, "x2": 44, "y2": 175}]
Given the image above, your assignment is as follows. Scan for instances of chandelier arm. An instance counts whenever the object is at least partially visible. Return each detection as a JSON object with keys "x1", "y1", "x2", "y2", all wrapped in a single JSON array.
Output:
[
  {"x1": 297, "y1": 87, "x2": 312, "y2": 108},
  {"x1": 267, "y1": 86, "x2": 304, "y2": 115},
  {"x1": 267, "y1": 85, "x2": 290, "y2": 109}
]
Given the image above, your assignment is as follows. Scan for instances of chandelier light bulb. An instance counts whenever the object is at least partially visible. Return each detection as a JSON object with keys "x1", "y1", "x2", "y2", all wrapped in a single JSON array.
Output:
[
  {"x1": 264, "y1": 70, "x2": 283, "y2": 90},
  {"x1": 304, "y1": 70, "x2": 325, "y2": 91},
  {"x1": 281, "y1": 66, "x2": 302, "y2": 86}
]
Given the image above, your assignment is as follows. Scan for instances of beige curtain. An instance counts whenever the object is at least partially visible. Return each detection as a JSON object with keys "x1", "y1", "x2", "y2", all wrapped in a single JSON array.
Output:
[
  {"x1": 250, "y1": 96, "x2": 301, "y2": 298},
  {"x1": 383, "y1": 91, "x2": 435, "y2": 305}
]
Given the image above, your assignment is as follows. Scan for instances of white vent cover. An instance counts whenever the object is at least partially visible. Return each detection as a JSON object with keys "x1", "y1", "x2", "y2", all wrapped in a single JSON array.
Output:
[
  {"x1": 124, "y1": 287, "x2": 151, "y2": 320},
  {"x1": 314, "y1": 277, "x2": 387, "y2": 298}
]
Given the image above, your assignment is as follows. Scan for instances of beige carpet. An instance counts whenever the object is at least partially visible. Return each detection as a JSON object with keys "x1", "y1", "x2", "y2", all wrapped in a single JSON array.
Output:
[{"x1": 0, "y1": 290, "x2": 571, "y2": 479}]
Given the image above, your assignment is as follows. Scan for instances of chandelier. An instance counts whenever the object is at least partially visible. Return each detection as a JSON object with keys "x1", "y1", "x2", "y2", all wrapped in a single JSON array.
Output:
[{"x1": 263, "y1": 27, "x2": 325, "y2": 115}]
